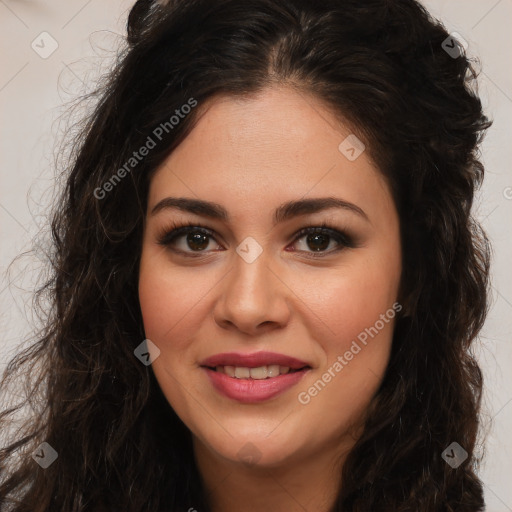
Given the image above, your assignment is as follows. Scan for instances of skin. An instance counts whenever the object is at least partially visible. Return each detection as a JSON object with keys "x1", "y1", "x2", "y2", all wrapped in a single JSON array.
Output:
[{"x1": 138, "y1": 84, "x2": 402, "y2": 511}]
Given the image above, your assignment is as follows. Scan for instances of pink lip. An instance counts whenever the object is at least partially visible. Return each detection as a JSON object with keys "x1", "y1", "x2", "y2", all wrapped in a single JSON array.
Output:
[
  {"x1": 200, "y1": 351, "x2": 310, "y2": 370},
  {"x1": 202, "y1": 367, "x2": 310, "y2": 403}
]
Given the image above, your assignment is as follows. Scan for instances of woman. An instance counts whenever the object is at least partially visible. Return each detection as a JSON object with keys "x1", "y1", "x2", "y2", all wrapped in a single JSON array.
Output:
[{"x1": 0, "y1": 0, "x2": 491, "y2": 510}]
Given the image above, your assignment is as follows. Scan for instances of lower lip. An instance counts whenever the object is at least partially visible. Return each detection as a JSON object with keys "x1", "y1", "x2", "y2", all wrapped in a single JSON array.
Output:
[{"x1": 202, "y1": 367, "x2": 310, "y2": 403}]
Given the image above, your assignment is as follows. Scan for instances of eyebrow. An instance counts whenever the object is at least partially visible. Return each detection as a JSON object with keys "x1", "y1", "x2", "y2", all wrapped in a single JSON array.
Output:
[{"x1": 150, "y1": 196, "x2": 369, "y2": 224}]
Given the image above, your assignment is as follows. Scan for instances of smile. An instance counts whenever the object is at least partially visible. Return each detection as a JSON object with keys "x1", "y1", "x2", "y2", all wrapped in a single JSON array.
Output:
[{"x1": 210, "y1": 364, "x2": 300, "y2": 379}]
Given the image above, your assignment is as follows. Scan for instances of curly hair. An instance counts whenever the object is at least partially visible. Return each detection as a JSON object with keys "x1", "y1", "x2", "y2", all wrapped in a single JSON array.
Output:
[{"x1": 0, "y1": 0, "x2": 491, "y2": 510}]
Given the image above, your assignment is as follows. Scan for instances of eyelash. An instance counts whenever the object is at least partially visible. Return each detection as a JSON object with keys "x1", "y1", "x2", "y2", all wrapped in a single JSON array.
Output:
[{"x1": 156, "y1": 220, "x2": 356, "y2": 258}]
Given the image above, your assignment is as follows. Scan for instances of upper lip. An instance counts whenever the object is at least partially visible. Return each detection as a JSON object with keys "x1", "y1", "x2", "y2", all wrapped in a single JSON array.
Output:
[{"x1": 200, "y1": 351, "x2": 311, "y2": 370}]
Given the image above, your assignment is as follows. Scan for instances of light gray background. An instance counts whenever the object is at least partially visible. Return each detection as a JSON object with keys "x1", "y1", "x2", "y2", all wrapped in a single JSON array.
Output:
[{"x1": 1, "y1": 1, "x2": 511, "y2": 509}]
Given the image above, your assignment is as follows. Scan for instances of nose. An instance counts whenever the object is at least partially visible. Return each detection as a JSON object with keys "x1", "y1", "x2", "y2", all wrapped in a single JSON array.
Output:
[{"x1": 213, "y1": 248, "x2": 291, "y2": 336}]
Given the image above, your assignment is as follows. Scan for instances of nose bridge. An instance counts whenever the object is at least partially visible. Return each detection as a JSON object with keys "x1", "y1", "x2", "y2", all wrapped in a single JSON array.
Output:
[
  {"x1": 214, "y1": 237, "x2": 290, "y2": 332},
  {"x1": 233, "y1": 247, "x2": 271, "y2": 295}
]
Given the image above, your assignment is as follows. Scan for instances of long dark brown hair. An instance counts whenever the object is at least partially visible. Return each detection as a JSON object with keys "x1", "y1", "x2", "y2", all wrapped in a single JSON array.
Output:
[{"x1": 0, "y1": 0, "x2": 491, "y2": 510}]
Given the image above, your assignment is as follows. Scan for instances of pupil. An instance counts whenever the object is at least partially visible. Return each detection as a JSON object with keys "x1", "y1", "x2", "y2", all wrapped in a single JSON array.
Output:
[
  {"x1": 307, "y1": 233, "x2": 329, "y2": 251},
  {"x1": 187, "y1": 232, "x2": 209, "y2": 251}
]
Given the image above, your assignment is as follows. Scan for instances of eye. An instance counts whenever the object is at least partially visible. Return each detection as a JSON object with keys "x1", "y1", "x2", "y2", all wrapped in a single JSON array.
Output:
[
  {"x1": 156, "y1": 221, "x2": 355, "y2": 258},
  {"x1": 289, "y1": 224, "x2": 355, "y2": 257},
  {"x1": 157, "y1": 221, "x2": 222, "y2": 256}
]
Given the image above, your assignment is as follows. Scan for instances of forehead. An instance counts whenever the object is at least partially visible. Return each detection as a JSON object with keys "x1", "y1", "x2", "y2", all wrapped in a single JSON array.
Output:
[{"x1": 148, "y1": 85, "x2": 393, "y2": 223}]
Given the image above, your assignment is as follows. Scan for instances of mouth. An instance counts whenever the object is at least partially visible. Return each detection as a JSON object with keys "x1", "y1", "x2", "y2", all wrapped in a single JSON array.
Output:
[
  {"x1": 199, "y1": 351, "x2": 312, "y2": 403},
  {"x1": 201, "y1": 365, "x2": 312, "y2": 404},
  {"x1": 203, "y1": 364, "x2": 310, "y2": 380}
]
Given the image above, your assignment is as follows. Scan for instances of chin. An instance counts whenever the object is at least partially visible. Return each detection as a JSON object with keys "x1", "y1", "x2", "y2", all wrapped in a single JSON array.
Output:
[{"x1": 195, "y1": 423, "x2": 308, "y2": 470}]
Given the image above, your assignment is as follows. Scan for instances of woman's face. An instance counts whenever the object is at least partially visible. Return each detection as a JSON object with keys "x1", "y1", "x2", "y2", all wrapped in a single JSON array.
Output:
[{"x1": 138, "y1": 85, "x2": 402, "y2": 469}]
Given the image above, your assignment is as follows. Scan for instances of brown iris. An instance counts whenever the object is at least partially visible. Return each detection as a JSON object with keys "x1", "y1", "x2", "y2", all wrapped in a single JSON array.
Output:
[
  {"x1": 306, "y1": 233, "x2": 330, "y2": 251},
  {"x1": 187, "y1": 232, "x2": 210, "y2": 251}
]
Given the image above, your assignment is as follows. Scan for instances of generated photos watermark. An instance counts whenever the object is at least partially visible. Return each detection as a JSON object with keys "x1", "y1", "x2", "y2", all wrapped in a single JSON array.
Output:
[
  {"x1": 94, "y1": 97, "x2": 197, "y2": 200},
  {"x1": 31, "y1": 441, "x2": 58, "y2": 469},
  {"x1": 297, "y1": 301, "x2": 402, "y2": 405},
  {"x1": 134, "y1": 338, "x2": 161, "y2": 366},
  {"x1": 441, "y1": 442, "x2": 468, "y2": 469}
]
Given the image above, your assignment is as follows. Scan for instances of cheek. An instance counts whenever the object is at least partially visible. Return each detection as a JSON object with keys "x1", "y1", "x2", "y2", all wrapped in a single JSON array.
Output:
[
  {"x1": 138, "y1": 253, "x2": 206, "y2": 419},
  {"x1": 291, "y1": 247, "x2": 400, "y2": 414},
  {"x1": 138, "y1": 266, "x2": 171, "y2": 350},
  {"x1": 138, "y1": 266, "x2": 180, "y2": 345},
  {"x1": 298, "y1": 255, "x2": 400, "y2": 350},
  {"x1": 326, "y1": 272, "x2": 397, "y2": 340},
  {"x1": 293, "y1": 264, "x2": 399, "y2": 432},
  {"x1": 138, "y1": 250, "x2": 211, "y2": 351}
]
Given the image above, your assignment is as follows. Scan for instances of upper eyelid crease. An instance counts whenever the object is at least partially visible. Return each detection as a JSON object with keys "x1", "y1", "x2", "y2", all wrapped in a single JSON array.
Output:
[{"x1": 150, "y1": 196, "x2": 370, "y2": 225}]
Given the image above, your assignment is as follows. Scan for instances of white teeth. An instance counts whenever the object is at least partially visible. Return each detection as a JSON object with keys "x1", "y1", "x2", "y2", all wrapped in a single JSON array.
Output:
[
  {"x1": 267, "y1": 364, "x2": 280, "y2": 377},
  {"x1": 249, "y1": 366, "x2": 268, "y2": 379},
  {"x1": 214, "y1": 364, "x2": 296, "y2": 379},
  {"x1": 234, "y1": 367, "x2": 250, "y2": 379},
  {"x1": 224, "y1": 365, "x2": 236, "y2": 377}
]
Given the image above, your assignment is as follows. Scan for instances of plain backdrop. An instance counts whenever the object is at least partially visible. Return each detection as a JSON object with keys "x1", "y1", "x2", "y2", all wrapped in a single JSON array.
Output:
[{"x1": 1, "y1": 0, "x2": 511, "y2": 510}]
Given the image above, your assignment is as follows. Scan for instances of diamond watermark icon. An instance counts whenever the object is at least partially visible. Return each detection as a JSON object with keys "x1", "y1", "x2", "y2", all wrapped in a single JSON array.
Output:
[
  {"x1": 237, "y1": 442, "x2": 262, "y2": 466},
  {"x1": 441, "y1": 32, "x2": 468, "y2": 59},
  {"x1": 441, "y1": 442, "x2": 468, "y2": 469},
  {"x1": 338, "y1": 134, "x2": 366, "y2": 161},
  {"x1": 134, "y1": 338, "x2": 161, "y2": 366},
  {"x1": 31, "y1": 32, "x2": 59, "y2": 59},
  {"x1": 236, "y1": 236, "x2": 263, "y2": 264},
  {"x1": 32, "y1": 442, "x2": 58, "y2": 469}
]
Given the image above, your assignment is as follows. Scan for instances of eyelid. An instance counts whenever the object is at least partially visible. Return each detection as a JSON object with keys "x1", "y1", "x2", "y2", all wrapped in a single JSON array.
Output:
[
  {"x1": 156, "y1": 221, "x2": 218, "y2": 247},
  {"x1": 292, "y1": 224, "x2": 354, "y2": 246}
]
